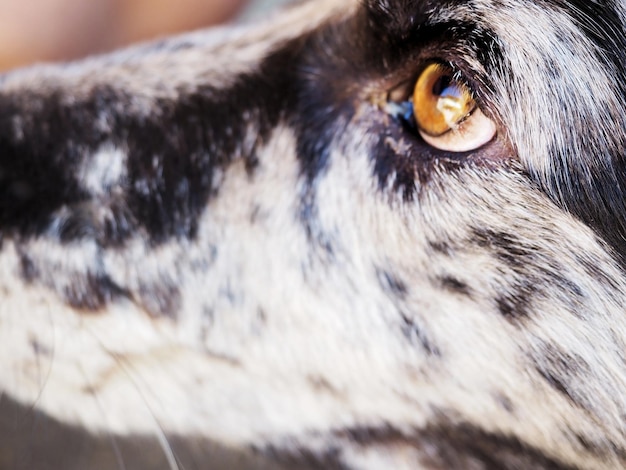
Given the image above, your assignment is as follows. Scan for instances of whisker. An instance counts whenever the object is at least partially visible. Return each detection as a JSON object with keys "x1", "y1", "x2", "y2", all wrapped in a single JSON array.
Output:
[
  {"x1": 28, "y1": 301, "x2": 57, "y2": 411},
  {"x1": 78, "y1": 365, "x2": 128, "y2": 470},
  {"x1": 96, "y1": 340, "x2": 181, "y2": 470}
]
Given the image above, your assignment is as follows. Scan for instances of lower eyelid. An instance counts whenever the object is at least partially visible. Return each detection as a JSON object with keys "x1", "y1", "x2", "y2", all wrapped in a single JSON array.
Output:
[
  {"x1": 419, "y1": 108, "x2": 497, "y2": 153},
  {"x1": 382, "y1": 95, "x2": 496, "y2": 153}
]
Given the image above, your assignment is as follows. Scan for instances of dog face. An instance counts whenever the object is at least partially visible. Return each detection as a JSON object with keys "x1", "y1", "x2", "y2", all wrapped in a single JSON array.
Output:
[{"x1": 1, "y1": 1, "x2": 626, "y2": 468}]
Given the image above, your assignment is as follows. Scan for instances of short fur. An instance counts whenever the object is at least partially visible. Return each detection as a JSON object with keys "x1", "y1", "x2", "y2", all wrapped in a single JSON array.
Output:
[{"x1": 1, "y1": 0, "x2": 626, "y2": 468}]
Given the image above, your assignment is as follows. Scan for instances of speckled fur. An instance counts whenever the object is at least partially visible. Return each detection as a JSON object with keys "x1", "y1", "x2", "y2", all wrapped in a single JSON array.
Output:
[{"x1": 1, "y1": 1, "x2": 626, "y2": 469}]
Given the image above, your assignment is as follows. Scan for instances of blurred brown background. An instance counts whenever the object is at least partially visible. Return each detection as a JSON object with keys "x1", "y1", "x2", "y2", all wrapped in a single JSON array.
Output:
[{"x1": 0, "y1": 0, "x2": 293, "y2": 71}]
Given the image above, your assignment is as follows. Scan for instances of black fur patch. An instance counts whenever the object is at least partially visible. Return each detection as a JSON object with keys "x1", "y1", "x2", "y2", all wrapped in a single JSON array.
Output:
[
  {"x1": 0, "y1": 43, "x2": 303, "y2": 245},
  {"x1": 367, "y1": 116, "x2": 512, "y2": 201},
  {"x1": 0, "y1": 39, "x2": 310, "y2": 314}
]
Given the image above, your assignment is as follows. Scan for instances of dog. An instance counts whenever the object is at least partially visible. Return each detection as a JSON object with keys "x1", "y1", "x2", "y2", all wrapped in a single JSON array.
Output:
[{"x1": 1, "y1": 0, "x2": 626, "y2": 468}]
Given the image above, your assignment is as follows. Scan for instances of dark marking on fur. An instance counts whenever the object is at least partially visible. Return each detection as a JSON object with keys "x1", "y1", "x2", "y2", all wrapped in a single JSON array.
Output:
[
  {"x1": 376, "y1": 267, "x2": 408, "y2": 298},
  {"x1": 368, "y1": 119, "x2": 512, "y2": 201},
  {"x1": 555, "y1": 0, "x2": 624, "y2": 92},
  {"x1": 470, "y1": 227, "x2": 591, "y2": 319},
  {"x1": 293, "y1": 17, "x2": 355, "y2": 184},
  {"x1": 428, "y1": 239, "x2": 454, "y2": 256},
  {"x1": 138, "y1": 282, "x2": 181, "y2": 319},
  {"x1": 121, "y1": 41, "x2": 302, "y2": 243},
  {"x1": 552, "y1": 273, "x2": 585, "y2": 301},
  {"x1": 438, "y1": 275, "x2": 472, "y2": 297},
  {"x1": 494, "y1": 393, "x2": 515, "y2": 414},
  {"x1": 576, "y1": 253, "x2": 621, "y2": 293},
  {"x1": 18, "y1": 253, "x2": 37, "y2": 282},
  {"x1": 573, "y1": 432, "x2": 626, "y2": 461},
  {"x1": 190, "y1": 244, "x2": 218, "y2": 274},
  {"x1": 0, "y1": 90, "x2": 89, "y2": 237},
  {"x1": 53, "y1": 205, "x2": 101, "y2": 241},
  {"x1": 249, "y1": 204, "x2": 262, "y2": 224},
  {"x1": 470, "y1": 228, "x2": 544, "y2": 319},
  {"x1": 548, "y1": 139, "x2": 626, "y2": 265},
  {"x1": 29, "y1": 337, "x2": 52, "y2": 358},
  {"x1": 308, "y1": 375, "x2": 342, "y2": 398},
  {"x1": 249, "y1": 307, "x2": 268, "y2": 336},
  {"x1": 65, "y1": 274, "x2": 131, "y2": 312},
  {"x1": 400, "y1": 313, "x2": 440, "y2": 356},
  {"x1": 0, "y1": 41, "x2": 304, "y2": 245},
  {"x1": 298, "y1": 190, "x2": 337, "y2": 258},
  {"x1": 370, "y1": 128, "x2": 425, "y2": 201},
  {"x1": 574, "y1": 433, "x2": 598, "y2": 455},
  {"x1": 338, "y1": 421, "x2": 575, "y2": 470},
  {"x1": 537, "y1": 368, "x2": 574, "y2": 402},
  {"x1": 203, "y1": 350, "x2": 243, "y2": 368},
  {"x1": 472, "y1": 228, "x2": 534, "y2": 268},
  {"x1": 199, "y1": 306, "x2": 215, "y2": 344},
  {"x1": 533, "y1": 345, "x2": 592, "y2": 412},
  {"x1": 292, "y1": 18, "x2": 364, "y2": 254},
  {"x1": 494, "y1": 284, "x2": 535, "y2": 320},
  {"x1": 17, "y1": 240, "x2": 137, "y2": 314}
]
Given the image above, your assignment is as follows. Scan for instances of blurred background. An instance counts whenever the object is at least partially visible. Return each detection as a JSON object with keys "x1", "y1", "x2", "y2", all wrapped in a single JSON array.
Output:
[{"x1": 0, "y1": 0, "x2": 293, "y2": 71}]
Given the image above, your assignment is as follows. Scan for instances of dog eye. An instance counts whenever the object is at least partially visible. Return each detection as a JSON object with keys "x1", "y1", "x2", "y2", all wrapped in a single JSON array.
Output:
[
  {"x1": 387, "y1": 62, "x2": 497, "y2": 152},
  {"x1": 413, "y1": 63, "x2": 475, "y2": 136}
]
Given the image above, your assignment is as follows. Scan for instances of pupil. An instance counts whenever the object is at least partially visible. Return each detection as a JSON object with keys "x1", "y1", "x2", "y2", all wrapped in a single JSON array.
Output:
[
  {"x1": 432, "y1": 75, "x2": 462, "y2": 100},
  {"x1": 432, "y1": 75, "x2": 452, "y2": 96}
]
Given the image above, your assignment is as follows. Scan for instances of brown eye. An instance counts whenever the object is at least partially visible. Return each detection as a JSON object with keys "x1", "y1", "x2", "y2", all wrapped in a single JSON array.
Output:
[
  {"x1": 410, "y1": 62, "x2": 497, "y2": 152},
  {"x1": 413, "y1": 63, "x2": 475, "y2": 136}
]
